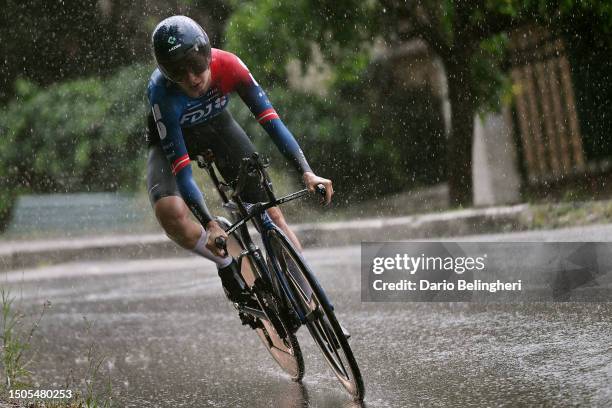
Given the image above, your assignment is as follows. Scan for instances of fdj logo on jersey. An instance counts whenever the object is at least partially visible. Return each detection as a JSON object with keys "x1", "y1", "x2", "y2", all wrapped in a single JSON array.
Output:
[{"x1": 180, "y1": 96, "x2": 228, "y2": 126}]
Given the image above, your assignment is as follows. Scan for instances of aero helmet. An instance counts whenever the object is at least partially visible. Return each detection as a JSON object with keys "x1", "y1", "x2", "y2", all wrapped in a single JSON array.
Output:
[{"x1": 152, "y1": 15, "x2": 211, "y2": 82}]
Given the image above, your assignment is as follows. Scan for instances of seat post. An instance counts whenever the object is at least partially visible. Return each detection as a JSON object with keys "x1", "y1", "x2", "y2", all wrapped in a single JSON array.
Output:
[{"x1": 197, "y1": 149, "x2": 230, "y2": 204}]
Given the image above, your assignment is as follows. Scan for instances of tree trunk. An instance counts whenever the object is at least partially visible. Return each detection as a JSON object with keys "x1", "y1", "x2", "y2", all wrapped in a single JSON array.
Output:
[{"x1": 445, "y1": 51, "x2": 476, "y2": 206}]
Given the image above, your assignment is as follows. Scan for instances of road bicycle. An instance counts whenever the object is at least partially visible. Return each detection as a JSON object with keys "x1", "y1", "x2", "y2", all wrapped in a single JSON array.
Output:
[{"x1": 195, "y1": 150, "x2": 365, "y2": 401}]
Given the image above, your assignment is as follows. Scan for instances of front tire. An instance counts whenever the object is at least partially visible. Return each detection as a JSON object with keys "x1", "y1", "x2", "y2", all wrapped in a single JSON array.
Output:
[{"x1": 267, "y1": 228, "x2": 365, "y2": 400}]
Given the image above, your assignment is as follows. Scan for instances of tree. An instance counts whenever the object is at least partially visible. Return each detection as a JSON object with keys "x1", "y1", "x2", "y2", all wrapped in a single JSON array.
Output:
[
  {"x1": 225, "y1": 0, "x2": 611, "y2": 206},
  {"x1": 0, "y1": 0, "x2": 233, "y2": 102},
  {"x1": 377, "y1": 0, "x2": 612, "y2": 204},
  {"x1": 378, "y1": 0, "x2": 518, "y2": 205}
]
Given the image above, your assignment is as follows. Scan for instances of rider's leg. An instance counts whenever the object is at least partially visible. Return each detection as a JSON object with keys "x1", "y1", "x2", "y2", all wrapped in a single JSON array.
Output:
[
  {"x1": 154, "y1": 196, "x2": 252, "y2": 302},
  {"x1": 267, "y1": 206, "x2": 303, "y2": 252},
  {"x1": 154, "y1": 195, "x2": 231, "y2": 266},
  {"x1": 154, "y1": 196, "x2": 203, "y2": 250},
  {"x1": 147, "y1": 140, "x2": 248, "y2": 302}
]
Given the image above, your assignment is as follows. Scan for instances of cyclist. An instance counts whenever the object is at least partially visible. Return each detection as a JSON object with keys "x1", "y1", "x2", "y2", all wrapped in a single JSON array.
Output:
[{"x1": 146, "y1": 15, "x2": 333, "y2": 304}]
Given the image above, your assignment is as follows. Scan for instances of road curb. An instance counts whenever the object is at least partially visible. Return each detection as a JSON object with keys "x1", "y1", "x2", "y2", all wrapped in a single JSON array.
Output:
[
  {"x1": 294, "y1": 204, "x2": 530, "y2": 247},
  {"x1": 0, "y1": 204, "x2": 530, "y2": 272}
]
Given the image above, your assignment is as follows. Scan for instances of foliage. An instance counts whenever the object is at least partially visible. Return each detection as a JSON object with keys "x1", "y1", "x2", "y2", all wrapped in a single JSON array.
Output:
[
  {"x1": 1, "y1": 0, "x2": 609, "y2": 226},
  {"x1": 0, "y1": 0, "x2": 234, "y2": 102},
  {"x1": 0, "y1": 64, "x2": 152, "y2": 230},
  {"x1": 224, "y1": 0, "x2": 376, "y2": 87},
  {"x1": 229, "y1": 86, "x2": 368, "y2": 196},
  {"x1": 225, "y1": 0, "x2": 523, "y2": 109},
  {"x1": 558, "y1": 6, "x2": 612, "y2": 161},
  {"x1": 226, "y1": 1, "x2": 451, "y2": 200},
  {"x1": 0, "y1": 288, "x2": 49, "y2": 390},
  {"x1": 230, "y1": 82, "x2": 445, "y2": 200},
  {"x1": 0, "y1": 291, "x2": 113, "y2": 407},
  {"x1": 360, "y1": 85, "x2": 446, "y2": 195},
  {"x1": 80, "y1": 318, "x2": 113, "y2": 408},
  {"x1": 225, "y1": 0, "x2": 612, "y2": 205}
]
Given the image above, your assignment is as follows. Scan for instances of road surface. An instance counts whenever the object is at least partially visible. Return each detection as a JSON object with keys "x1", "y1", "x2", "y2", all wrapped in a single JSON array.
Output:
[{"x1": 2, "y1": 225, "x2": 611, "y2": 407}]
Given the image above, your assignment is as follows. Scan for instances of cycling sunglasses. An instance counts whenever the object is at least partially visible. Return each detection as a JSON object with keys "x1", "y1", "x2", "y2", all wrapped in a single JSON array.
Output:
[{"x1": 162, "y1": 41, "x2": 211, "y2": 83}]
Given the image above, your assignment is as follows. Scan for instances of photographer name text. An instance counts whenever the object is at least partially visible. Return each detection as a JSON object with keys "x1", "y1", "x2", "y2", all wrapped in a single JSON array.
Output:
[
  {"x1": 371, "y1": 253, "x2": 522, "y2": 293},
  {"x1": 372, "y1": 279, "x2": 522, "y2": 292}
]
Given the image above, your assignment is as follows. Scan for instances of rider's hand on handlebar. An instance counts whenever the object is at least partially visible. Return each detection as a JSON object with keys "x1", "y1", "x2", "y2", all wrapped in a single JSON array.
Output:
[
  {"x1": 303, "y1": 172, "x2": 334, "y2": 205},
  {"x1": 205, "y1": 220, "x2": 228, "y2": 257}
]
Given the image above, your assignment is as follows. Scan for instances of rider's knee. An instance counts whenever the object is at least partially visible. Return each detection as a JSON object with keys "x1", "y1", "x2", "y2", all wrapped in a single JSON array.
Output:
[{"x1": 267, "y1": 207, "x2": 287, "y2": 227}]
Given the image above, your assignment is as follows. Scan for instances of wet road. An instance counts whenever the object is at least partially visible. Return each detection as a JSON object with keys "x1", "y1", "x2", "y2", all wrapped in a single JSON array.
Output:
[{"x1": 2, "y1": 225, "x2": 612, "y2": 407}]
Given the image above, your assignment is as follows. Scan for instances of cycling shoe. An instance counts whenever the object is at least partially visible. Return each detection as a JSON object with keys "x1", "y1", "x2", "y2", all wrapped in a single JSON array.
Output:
[{"x1": 218, "y1": 259, "x2": 254, "y2": 305}]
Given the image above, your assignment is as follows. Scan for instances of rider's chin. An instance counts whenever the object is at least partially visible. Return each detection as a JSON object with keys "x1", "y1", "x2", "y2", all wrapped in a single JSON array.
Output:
[{"x1": 181, "y1": 83, "x2": 202, "y2": 97}]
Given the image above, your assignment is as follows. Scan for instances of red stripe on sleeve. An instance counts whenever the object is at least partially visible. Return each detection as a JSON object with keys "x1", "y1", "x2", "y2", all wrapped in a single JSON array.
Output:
[
  {"x1": 257, "y1": 109, "x2": 279, "y2": 124},
  {"x1": 171, "y1": 154, "x2": 190, "y2": 175},
  {"x1": 256, "y1": 108, "x2": 275, "y2": 120}
]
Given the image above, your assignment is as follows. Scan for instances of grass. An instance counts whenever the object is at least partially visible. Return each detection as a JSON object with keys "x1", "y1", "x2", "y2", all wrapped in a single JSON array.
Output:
[
  {"x1": 527, "y1": 199, "x2": 612, "y2": 230},
  {"x1": 0, "y1": 288, "x2": 48, "y2": 390},
  {"x1": 79, "y1": 318, "x2": 112, "y2": 408},
  {"x1": 0, "y1": 290, "x2": 112, "y2": 408}
]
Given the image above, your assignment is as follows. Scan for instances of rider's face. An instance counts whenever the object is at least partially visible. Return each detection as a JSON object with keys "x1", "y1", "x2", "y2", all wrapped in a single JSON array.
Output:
[{"x1": 177, "y1": 68, "x2": 211, "y2": 98}]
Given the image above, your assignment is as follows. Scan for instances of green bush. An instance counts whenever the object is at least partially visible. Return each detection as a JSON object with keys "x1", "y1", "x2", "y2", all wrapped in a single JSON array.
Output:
[
  {"x1": 0, "y1": 59, "x2": 447, "y2": 230},
  {"x1": 0, "y1": 64, "x2": 153, "y2": 229}
]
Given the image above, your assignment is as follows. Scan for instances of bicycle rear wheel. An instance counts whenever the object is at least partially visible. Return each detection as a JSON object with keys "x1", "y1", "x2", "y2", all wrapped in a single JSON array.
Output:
[
  {"x1": 267, "y1": 228, "x2": 365, "y2": 400},
  {"x1": 220, "y1": 218, "x2": 304, "y2": 381}
]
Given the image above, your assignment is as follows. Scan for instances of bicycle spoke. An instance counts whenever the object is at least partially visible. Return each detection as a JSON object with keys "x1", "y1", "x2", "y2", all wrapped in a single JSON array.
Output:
[
  {"x1": 322, "y1": 320, "x2": 350, "y2": 378},
  {"x1": 315, "y1": 317, "x2": 349, "y2": 379}
]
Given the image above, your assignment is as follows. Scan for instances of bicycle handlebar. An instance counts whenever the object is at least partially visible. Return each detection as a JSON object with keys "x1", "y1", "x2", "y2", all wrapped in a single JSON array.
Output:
[{"x1": 206, "y1": 153, "x2": 330, "y2": 239}]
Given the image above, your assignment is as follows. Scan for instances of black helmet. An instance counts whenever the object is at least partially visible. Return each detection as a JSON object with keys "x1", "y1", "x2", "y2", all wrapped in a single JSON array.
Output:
[{"x1": 152, "y1": 15, "x2": 212, "y2": 82}]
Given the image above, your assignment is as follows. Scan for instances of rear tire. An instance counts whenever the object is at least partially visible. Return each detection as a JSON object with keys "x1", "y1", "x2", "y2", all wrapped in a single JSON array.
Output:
[
  {"x1": 252, "y1": 283, "x2": 304, "y2": 381},
  {"x1": 267, "y1": 228, "x2": 365, "y2": 400},
  {"x1": 217, "y1": 217, "x2": 304, "y2": 381}
]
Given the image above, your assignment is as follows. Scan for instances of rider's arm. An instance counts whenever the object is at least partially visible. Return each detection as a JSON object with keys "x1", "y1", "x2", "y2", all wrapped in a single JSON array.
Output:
[
  {"x1": 220, "y1": 52, "x2": 312, "y2": 174},
  {"x1": 239, "y1": 82, "x2": 312, "y2": 174},
  {"x1": 149, "y1": 98, "x2": 214, "y2": 227}
]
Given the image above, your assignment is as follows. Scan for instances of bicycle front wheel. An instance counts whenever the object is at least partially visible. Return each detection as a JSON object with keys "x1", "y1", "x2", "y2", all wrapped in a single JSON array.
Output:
[{"x1": 267, "y1": 228, "x2": 365, "y2": 401}]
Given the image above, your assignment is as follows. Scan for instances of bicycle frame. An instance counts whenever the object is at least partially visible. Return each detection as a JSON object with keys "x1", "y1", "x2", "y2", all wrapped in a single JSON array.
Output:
[
  {"x1": 195, "y1": 151, "x2": 331, "y2": 327},
  {"x1": 197, "y1": 151, "x2": 365, "y2": 400}
]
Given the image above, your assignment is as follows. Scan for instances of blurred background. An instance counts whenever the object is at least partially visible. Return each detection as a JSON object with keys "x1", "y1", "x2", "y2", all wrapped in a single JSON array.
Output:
[{"x1": 0, "y1": 0, "x2": 611, "y2": 237}]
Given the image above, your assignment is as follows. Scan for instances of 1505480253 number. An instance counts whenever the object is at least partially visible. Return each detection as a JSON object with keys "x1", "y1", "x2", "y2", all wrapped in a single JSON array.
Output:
[{"x1": 9, "y1": 389, "x2": 73, "y2": 399}]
